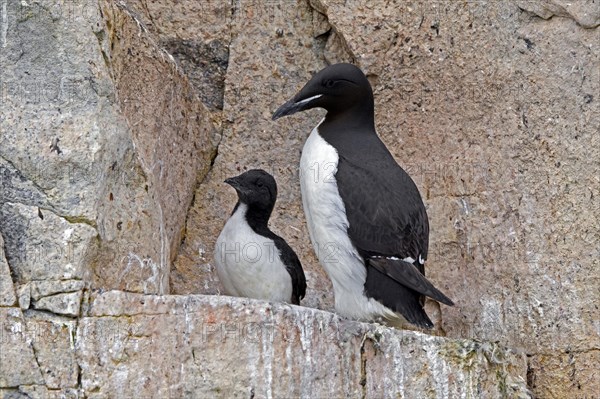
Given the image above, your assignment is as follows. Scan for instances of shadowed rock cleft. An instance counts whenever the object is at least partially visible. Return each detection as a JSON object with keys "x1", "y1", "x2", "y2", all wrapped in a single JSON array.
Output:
[{"x1": 162, "y1": 38, "x2": 230, "y2": 112}]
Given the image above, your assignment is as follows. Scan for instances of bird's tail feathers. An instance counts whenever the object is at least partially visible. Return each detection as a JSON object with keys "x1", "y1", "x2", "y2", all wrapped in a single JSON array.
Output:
[
  {"x1": 365, "y1": 264, "x2": 435, "y2": 329},
  {"x1": 369, "y1": 258, "x2": 454, "y2": 306}
]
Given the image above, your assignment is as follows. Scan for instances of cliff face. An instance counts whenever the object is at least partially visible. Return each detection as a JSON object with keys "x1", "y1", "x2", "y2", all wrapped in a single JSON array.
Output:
[{"x1": 0, "y1": 1, "x2": 598, "y2": 398}]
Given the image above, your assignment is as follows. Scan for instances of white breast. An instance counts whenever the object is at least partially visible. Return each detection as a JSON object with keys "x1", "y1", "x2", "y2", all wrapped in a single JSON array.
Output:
[
  {"x1": 299, "y1": 122, "x2": 394, "y2": 320},
  {"x1": 214, "y1": 203, "x2": 293, "y2": 303}
]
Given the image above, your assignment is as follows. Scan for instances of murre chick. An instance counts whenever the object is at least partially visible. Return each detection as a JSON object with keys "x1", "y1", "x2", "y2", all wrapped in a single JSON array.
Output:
[
  {"x1": 272, "y1": 63, "x2": 453, "y2": 328},
  {"x1": 214, "y1": 169, "x2": 306, "y2": 305}
]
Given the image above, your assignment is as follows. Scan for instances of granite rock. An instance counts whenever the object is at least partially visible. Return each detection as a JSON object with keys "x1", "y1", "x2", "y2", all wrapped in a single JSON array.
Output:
[
  {"x1": 0, "y1": 308, "x2": 44, "y2": 387},
  {"x1": 76, "y1": 291, "x2": 528, "y2": 398},
  {"x1": 89, "y1": 1, "x2": 218, "y2": 294},
  {"x1": 22, "y1": 311, "x2": 79, "y2": 390},
  {"x1": 0, "y1": 203, "x2": 96, "y2": 283},
  {"x1": 0, "y1": 235, "x2": 16, "y2": 306},
  {"x1": 32, "y1": 291, "x2": 83, "y2": 317},
  {"x1": 0, "y1": 0, "x2": 217, "y2": 297},
  {"x1": 517, "y1": 0, "x2": 600, "y2": 28}
]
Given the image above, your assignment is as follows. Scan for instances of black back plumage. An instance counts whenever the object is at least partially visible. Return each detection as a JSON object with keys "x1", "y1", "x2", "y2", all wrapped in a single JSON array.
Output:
[
  {"x1": 320, "y1": 119, "x2": 430, "y2": 263},
  {"x1": 227, "y1": 169, "x2": 306, "y2": 304},
  {"x1": 253, "y1": 227, "x2": 306, "y2": 305},
  {"x1": 318, "y1": 116, "x2": 449, "y2": 328}
]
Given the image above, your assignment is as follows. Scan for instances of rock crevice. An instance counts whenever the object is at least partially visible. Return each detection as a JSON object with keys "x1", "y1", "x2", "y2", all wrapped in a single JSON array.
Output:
[{"x1": 517, "y1": 0, "x2": 600, "y2": 28}]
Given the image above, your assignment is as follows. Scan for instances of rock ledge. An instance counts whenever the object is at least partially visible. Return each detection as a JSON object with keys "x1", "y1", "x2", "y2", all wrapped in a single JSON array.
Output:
[{"x1": 72, "y1": 291, "x2": 529, "y2": 398}]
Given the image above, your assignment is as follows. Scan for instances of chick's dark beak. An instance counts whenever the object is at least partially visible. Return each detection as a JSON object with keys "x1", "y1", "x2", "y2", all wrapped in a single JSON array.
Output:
[{"x1": 224, "y1": 177, "x2": 244, "y2": 192}]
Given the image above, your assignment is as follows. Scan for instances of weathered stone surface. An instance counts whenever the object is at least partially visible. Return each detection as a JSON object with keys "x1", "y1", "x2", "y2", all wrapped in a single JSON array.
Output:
[
  {"x1": 76, "y1": 291, "x2": 527, "y2": 398},
  {"x1": 0, "y1": 235, "x2": 16, "y2": 306},
  {"x1": 0, "y1": 0, "x2": 112, "y2": 220},
  {"x1": 121, "y1": 0, "x2": 232, "y2": 115},
  {"x1": 0, "y1": 157, "x2": 51, "y2": 216},
  {"x1": 527, "y1": 349, "x2": 600, "y2": 397},
  {"x1": 0, "y1": 202, "x2": 90, "y2": 316},
  {"x1": 0, "y1": 0, "x2": 139, "y2": 295},
  {"x1": 0, "y1": 308, "x2": 44, "y2": 387},
  {"x1": 0, "y1": 203, "x2": 96, "y2": 283},
  {"x1": 88, "y1": 1, "x2": 218, "y2": 295},
  {"x1": 23, "y1": 311, "x2": 79, "y2": 390},
  {"x1": 16, "y1": 284, "x2": 30, "y2": 311},
  {"x1": 161, "y1": 38, "x2": 229, "y2": 112},
  {"x1": 30, "y1": 280, "x2": 85, "y2": 301},
  {"x1": 1, "y1": 0, "x2": 217, "y2": 297},
  {"x1": 32, "y1": 291, "x2": 83, "y2": 317},
  {"x1": 123, "y1": 0, "x2": 231, "y2": 42},
  {"x1": 0, "y1": 385, "x2": 79, "y2": 399},
  {"x1": 517, "y1": 0, "x2": 600, "y2": 28}
]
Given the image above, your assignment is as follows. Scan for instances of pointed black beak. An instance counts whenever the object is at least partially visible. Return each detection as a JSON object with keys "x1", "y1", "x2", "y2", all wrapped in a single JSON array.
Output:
[
  {"x1": 224, "y1": 176, "x2": 244, "y2": 192},
  {"x1": 272, "y1": 93, "x2": 322, "y2": 120},
  {"x1": 272, "y1": 96, "x2": 301, "y2": 120}
]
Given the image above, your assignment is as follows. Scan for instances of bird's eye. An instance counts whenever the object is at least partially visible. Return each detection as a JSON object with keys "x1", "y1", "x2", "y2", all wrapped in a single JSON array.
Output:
[
  {"x1": 256, "y1": 181, "x2": 264, "y2": 188},
  {"x1": 323, "y1": 79, "x2": 336, "y2": 88}
]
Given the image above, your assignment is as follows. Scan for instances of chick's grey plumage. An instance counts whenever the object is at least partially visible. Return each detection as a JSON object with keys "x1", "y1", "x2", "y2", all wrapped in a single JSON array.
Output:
[
  {"x1": 273, "y1": 63, "x2": 453, "y2": 328},
  {"x1": 214, "y1": 169, "x2": 306, "y2": 305}
]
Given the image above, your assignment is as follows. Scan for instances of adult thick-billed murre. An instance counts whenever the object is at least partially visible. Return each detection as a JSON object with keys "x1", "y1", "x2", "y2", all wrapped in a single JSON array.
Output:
[
  {"x1": 214, "y1": 169, "x2": 306, "y2": 305},
  {"x1": 272, "y1": 63, "x2": 453, "y2": 328}
]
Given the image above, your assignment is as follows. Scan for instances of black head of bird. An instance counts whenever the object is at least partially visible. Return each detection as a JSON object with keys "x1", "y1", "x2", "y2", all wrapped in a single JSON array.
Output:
[
  {"x1": 272, "y1": 63, "x2": 374, "y2": 122},
  {"x1": 224, "y1": 169, "x2": 277, "y2": 216}
]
